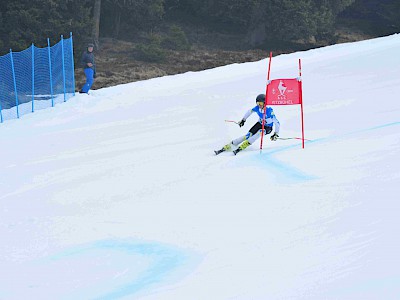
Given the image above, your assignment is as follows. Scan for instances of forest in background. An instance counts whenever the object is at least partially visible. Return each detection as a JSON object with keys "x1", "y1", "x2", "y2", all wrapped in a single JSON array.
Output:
[{"x1": 0, "y1": 0, "x2": 399, "y2": 89}]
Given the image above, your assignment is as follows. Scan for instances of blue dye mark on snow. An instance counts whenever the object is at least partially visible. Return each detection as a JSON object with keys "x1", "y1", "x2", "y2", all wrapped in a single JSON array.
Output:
[
  {"x1": 309, "y1": 121, "x2": 400, "y2": 145},
  {"x1": 45, "y1": 239, "x2": 195, "y2": 299},
  {"x1": 235, "y1": 143, "x2": 318, "y2": 183},
  {"x1": 260, "y1": 154, "x2": 318, "y2": 183},
  {"x1": 240, "y1": 121, "x2": 400, "y2": 183},
  {"x1": 352, "y1": 121, "x2": 400, "y2": 135}
]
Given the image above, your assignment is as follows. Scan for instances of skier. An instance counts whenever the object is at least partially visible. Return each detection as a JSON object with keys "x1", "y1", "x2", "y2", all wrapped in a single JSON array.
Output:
[
  {"x1": 79, "y1": 43, "x2": 96, "y2": 94},
  {"x1": 215, "y1": 94, "x2": 280, "y2": 155}
]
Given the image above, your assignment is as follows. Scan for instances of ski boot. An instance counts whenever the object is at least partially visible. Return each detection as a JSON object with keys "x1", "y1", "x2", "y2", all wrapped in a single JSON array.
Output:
[
  {"x1": 233, "y1": 140, "x2": 250, "y2": 155},
  {"x1": 214, "y1": 142, "x2": 233, "y2": 155}
]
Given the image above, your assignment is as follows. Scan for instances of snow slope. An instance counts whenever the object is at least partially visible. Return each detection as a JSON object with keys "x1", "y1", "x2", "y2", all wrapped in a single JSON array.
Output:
[{"x1": 1, "y1": 34, "x2": 399, "y2": 300}]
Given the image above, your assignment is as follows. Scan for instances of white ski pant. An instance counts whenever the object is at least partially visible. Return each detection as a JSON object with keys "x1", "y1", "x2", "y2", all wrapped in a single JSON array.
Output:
[{"x1": 232, "y1": 125, "x2": 272, "y2": 146}]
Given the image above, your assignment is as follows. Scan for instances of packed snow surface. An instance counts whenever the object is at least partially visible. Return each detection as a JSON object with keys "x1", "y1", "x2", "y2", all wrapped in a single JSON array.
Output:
[{"x1": 1, "y1": 34, "x2": 399, "y2": 299}]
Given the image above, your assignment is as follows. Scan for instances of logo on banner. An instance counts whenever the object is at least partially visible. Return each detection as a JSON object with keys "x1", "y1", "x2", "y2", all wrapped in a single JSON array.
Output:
[
  {"x1": 277, "y1": 80, "x2": 287, "y2": 99},
  {"x1": 268, "y1": 79, "x2": 300, "y2": 105}
]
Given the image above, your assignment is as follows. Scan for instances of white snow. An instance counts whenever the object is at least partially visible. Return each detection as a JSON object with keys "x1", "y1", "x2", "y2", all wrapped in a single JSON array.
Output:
[{"x1": 1, "y1": 34, "x2": 400, "y2": 300}]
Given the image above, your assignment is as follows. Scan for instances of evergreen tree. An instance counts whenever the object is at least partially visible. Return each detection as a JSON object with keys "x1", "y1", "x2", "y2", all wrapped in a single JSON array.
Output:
[
  {"x1": 380, "y1": 0, "x2": 400, "y2": 31},
  {"x1": 247, "y1": 0, "x2": 356, "y2": 47},
  {"x1": 100, "y1": 0, "x2": 164, "y2": 39},
  {"x1": 0, "y1": 0, "x2": 92, "y2": 53},
  {"x1": 341, "y1": 0, "x2": 400, "y2": 35}
]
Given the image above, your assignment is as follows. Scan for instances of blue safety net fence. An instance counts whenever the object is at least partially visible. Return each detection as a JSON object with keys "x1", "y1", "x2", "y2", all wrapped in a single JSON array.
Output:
[{"x1": 0, "y1": 34, "x2": 75, "y2": 123}]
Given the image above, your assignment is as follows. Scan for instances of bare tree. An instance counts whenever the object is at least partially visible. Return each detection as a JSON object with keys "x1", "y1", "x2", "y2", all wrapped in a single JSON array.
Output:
[{"x1": 92, "y1": 0, "x2": 102, "y2": 49}]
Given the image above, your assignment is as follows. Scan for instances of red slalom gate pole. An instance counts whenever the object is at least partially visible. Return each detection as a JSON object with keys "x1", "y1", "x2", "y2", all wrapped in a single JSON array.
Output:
[
  {"x1": 299, "y1": 58, "x2": 305, "y2": 149},
  {"x1": 260, "y1": 51, "x2": 273, "y2": 153}
]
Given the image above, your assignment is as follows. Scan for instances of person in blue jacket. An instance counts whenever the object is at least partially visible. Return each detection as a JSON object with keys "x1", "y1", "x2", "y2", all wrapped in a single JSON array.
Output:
[
  {"x1": 79, "y1": 43, "x2": 96, "y2": 94},
  {"x1": 215, "y1": 94, "x2": 280, "y2": 155}
]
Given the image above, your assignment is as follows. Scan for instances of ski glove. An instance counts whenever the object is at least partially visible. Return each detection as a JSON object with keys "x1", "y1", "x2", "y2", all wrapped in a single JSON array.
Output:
[
  {"x1": 238, "y1": 119, "x2": 246, "y2": 127},
  {"x1": 270, "y1": 133, "x2": 279, "y2": 141}
]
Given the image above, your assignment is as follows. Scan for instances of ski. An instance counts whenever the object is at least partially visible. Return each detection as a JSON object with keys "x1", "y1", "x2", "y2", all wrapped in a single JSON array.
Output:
[
  {"x1": 233, "y1": 148, "x2": 241, "y2": 155},
  {"x1": 214, "y1": 149, "x2": 225, "y2": 155}
]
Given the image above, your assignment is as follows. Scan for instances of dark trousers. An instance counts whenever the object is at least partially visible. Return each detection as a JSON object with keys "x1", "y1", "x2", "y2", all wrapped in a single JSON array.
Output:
[{"x1": 249, "y1": 122, "x2": 272, "y2": 135}]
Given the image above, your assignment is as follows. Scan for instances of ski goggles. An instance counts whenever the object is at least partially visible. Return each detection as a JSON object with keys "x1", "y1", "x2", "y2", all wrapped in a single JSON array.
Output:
[{"x1": 256, "y1": 101, "x2": 265, "y2": 106}]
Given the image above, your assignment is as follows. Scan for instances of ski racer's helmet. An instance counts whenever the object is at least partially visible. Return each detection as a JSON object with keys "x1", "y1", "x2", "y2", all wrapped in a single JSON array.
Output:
[{"x1": 256, "y1": 94, "x2": 265, "y2": 103}]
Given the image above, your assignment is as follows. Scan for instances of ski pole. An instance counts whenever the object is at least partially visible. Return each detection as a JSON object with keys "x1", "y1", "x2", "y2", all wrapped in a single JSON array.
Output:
[
  {"x1": 225, "y1": 120, "x2": 239, "y2": 125},
  {"x1": 277, "y1": 137, "x2": 311, "y2": 141}
]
